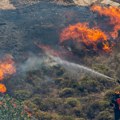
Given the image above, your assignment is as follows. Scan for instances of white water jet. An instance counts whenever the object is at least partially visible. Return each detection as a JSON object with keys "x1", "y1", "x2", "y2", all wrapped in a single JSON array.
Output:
[{"x1": 49, "y1": 55, "x2": 113, "y2": 80}]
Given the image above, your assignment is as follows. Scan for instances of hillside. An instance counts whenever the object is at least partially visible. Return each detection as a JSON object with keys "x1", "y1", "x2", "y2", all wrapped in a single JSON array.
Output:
[{"x1": 0, "y1": 0, "x2": 120, "y2": 120}]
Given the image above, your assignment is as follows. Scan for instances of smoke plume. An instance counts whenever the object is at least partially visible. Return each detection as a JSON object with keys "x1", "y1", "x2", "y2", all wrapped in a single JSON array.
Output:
[{"x1": 19, "y1": 55, "x2": 45, "y2": 73}]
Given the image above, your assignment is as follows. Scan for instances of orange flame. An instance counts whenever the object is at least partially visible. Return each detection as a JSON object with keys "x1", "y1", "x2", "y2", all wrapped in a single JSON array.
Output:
[
  {"x1": 0, "y1": 54, "x2": 16, "y2": 81},
  {"x1": 60, "y1": 23, "x2": 111, "y2": 52},
  {"x1": 0, "y1": 84, "x2": 7, "y2": 93},
  {"x1": 0, "y1": 54, "x2": 16, "y2": 94},
  {"x1": 91, "y1": 5, "x2": 120, "y2": 39}
]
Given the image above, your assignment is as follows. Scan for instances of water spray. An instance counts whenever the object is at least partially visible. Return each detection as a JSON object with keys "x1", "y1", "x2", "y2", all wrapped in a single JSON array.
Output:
[{"x1": 48, "y1": 54, "x2": 113, "y2": 80}]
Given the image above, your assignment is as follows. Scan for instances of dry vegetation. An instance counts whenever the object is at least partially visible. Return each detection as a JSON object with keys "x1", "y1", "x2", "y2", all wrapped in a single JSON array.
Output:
[
  {"x1": 7, "y1": 42, "x2": 120, "y2": 119},
  {"x1": 0, "y1": 0, "x2": 120, "y2": 120}
]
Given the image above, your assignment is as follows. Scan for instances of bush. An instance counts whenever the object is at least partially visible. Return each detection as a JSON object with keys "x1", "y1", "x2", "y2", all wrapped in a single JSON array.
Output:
[
  {"x1": 0, "y1": 94, "x2": 30, "y2": 120},
  {"x1": 75, "y1": 118, "x2": 85, "y2": 120},
  {"x1": 78, "y1": 78, "x2": 102, "y2": 94},
  {"x1": 44, "y1": 98, "x2": 63, "y2": 110},
  {"x1": 115, "y1": 53, "x2": 120, "y2": 63},
  {"x1": 59, "y1": 88, "x2": 74, "y2": 97},
  {"x1": 13, "y1": 90, "x2": 32, "y2": 100},
  {"x1": 54, "y1": 78, "x2": 65, "y2": 86},
  {"x1": 104, "y1": 90, "x2": 114, "y2": 101},
  {"x1": 59, "y1": 115, "x2": 74, "y2": 120},
  {"x1": 35, "y1": 111, "x2": 53, "y2": 120},
  {"x1": 114, "y1": 86, "x2": 120, "y2": 92},
  {"x1": 86, "y1": 100, "x2": 109, "y2": 119},
  {"x1": 65, "y1": 98, "x2": 79, "y2": 107},
  {"x1": 24, "y1": 100, "x2": 38, "y2": 111},
  {"x1": 95, "y1": 111, "x2": 113, "y2": 120},
  {"x1": 73, "y1": 107, "x2": 82, "y2": 117}
]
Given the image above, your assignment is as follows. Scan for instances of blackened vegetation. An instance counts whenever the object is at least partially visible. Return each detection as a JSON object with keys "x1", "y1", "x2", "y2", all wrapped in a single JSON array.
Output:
[
  {"x1": 0, "y1": 1, "x2": 120, "y2": 120},
  {"x1": 0, "y1": 1, "x2": 93, "y2": 57}
]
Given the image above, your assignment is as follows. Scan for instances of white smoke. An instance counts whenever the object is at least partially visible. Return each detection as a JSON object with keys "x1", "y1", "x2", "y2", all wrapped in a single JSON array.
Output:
[
  {"x1": 18, "y1": 54, "x2": 113, "y2": 80},
  {"x1": 19, "y1": 55, "x2": 45, "y2": 72}
]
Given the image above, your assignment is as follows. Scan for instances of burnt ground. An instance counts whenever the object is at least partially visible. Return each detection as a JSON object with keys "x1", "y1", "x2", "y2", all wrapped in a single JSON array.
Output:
[
  {"x1": 0, "y1": 1, "x2": 120, "y2": 120},
  {"x1": 0, "y1": 1, "x2": 94, "y2": 59}
]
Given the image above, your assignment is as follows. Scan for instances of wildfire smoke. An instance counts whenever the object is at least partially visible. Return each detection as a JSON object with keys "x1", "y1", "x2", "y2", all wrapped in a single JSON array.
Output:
[{"x1": 36, "y1": 43, "x2": 69, "y2": 57}]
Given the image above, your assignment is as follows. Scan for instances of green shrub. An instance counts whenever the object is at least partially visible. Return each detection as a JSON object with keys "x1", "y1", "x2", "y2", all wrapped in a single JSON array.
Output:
[
  {"x1": 0, "y1": 94, "x2": 30, "y2": 120},
  {"x1": 24, "y1": 100, "x2": 38, "y2": 111},
  {"x1": 44, "y1": 98, "x2": 63, "y2": 110},
  {"x1": 86, "y1": 100, "x2": 109, "y2": 119},
  {"x1": 114, "y1": 86, "x2": 120, "y2": 91},
  {"x1": 35, "y1": 111, "x2": 53, "y2": 120},
  {"x1": 13, "y1": 90, "x2": 32, "y2": 100},
  {"x1": 115, "y1": 53, "x2": 120, "y2": 63},
  {"x1": 104, "y1": 90, "x2": 114, "y2": 101},
  {"x1": 73, "y1": 107, "x2": 82, "y2": 117},
  {"x1": 59, "y1": 88, "x2": 74, "y2": 97},
  {"x1": 95, "y1": 111, "x2": 113, "y2": 120},
  {"x1": 54, "y1": 78, "x2": 65, "y2": 86},
  {"x1": 65, "y1": 98, "x2": 79, "y2": 107},
  {"x1": 75, "y1": 118, "x2": 85, "y2": 120},
  {"x1": 59, "y1": 115, "x2": 74, "y2": 120},
  {"x1": 78, "y1": 79, "x2": 102, "y2": 94}
]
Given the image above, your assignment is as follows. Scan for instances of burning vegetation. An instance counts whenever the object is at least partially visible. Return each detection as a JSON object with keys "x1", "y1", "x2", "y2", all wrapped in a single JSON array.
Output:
[
  {"x1": 0, "y1": 84, "x2": 6, "y2": 93},
  {"x1": 91, "y1": 5, "x2": 120, "y2": 39},
  {"x1": 60, "y1": 5, "x2": 120, "y2": 56},
  {"x1": 0, "y1": 1, "x2": 120, "y2": 119},
  {"x1": 60, "y1": 22, "x2": 112, "y2": 53},
  {"x1": 0, "y1": 55, "x2": 16, "y2": 93}
]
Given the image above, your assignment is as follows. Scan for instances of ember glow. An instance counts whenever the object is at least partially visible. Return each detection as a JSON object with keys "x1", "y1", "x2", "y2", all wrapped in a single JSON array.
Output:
[
  {"x1": 0, "y1": 84, "x2": 7, "y2": 93},
  {"x1": 91, "y1": 5, "x2": 120, "y2": 39},
  {"x1": 60, "y1": 23, "x2": 112, "y2": 52}
]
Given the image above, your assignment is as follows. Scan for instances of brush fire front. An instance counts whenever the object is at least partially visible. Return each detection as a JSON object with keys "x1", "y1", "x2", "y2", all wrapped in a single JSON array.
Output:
[
  {"x1": 60, "y1": 22, "x2": 113, "y2": 55},
  {"x1": 91, "y1": 5, "x2": 120, "y2": 39},
  {"x1": 60, "y1": 5, "x2": 120, "y2": 56}
]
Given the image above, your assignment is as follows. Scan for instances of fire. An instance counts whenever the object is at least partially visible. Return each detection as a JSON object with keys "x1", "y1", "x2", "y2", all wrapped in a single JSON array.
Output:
[
  {"x1": 60, "y1": 23, "x2": 111, "y2": 52},
  {"x1": 0, "y1": 54, "x2": 16, "y2": 81},
  {"x1": 91, "y1": 5, "x2": 120, "y2": 39},
  {"x1": 0, "y1": 84, "x2": 7, "y2": 93},
  {"x1": 0, "y1": 54, "x2": 16, "y2": 93}
]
